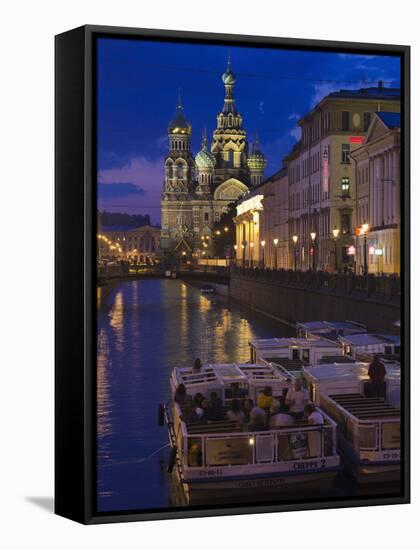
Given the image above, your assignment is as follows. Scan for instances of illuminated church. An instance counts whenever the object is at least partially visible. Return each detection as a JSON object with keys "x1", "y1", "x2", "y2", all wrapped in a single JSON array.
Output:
[{"x1": 160, "y1": 56, "x2": 267, "y2": 260}]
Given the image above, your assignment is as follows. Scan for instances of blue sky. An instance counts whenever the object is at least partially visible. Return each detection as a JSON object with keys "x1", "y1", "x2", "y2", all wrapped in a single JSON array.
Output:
[{"x1": 97, "y1": 38, "x2": 401, "y2": 224}]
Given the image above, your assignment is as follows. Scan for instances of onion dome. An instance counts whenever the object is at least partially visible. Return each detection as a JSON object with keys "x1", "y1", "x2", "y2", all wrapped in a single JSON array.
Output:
[
  {"x1": 195, "y1": 129, "x2": 216, "y2": 170},
  {"x1": 168, "y1": 89, "x2": 191, "y2": 135},
  {"x1": 222, "y1": 51, "x2": 236, "y2": 86},
  {"x1": 247, "y1": 136, "x2": 267, "y2": 171}
]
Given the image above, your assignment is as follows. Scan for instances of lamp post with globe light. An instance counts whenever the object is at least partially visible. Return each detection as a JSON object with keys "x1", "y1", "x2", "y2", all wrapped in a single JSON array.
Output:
[
  {"x1": 332, "y1": 227, "x2": 339, "y2": 272},
  {"x1": 292, "y1": 235, "x2": 298, "y2": 271},
  {"x1": 310, "y1": 232, "x2": 316, "y2": 271}
]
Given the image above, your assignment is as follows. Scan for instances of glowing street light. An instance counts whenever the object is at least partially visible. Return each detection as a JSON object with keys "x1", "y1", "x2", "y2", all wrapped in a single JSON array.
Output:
[
  {"x1": 292, "y1": 235, "x2": 298, "y2": 271},
  {"x1": 273, "y1": 238, "x2": 279, "y2": 270},
  {"x1": 310, "y1": 232, "x2": 316, "y2": 271},
  {"x1": 361, "y1": 223, "x2": 369, "y2": 275},
  {"x1": 332, "y1": 227, "x2": 339, "y2": 271},
  {"x1": 260, "y1": 240, "x2": 266, "y2": 267}
]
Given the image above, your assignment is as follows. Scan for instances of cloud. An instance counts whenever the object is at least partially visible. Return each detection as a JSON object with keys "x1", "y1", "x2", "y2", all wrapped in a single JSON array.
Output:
[
  {"x1": 310, "y1": 82, "x2": 341, "y2": 107},
  {"x1": 98, "y1": 157, "x2": 164, "y2": 223},
  {"x1": 288, "y1": 113, "x2": 301, "y2": 121},
  {"x1": 259, "y1": 101, "x2": 265, "y2": 114},
  {"x1": 98, "y1": 182, "x2": 145, "y2": 199},
  {"x1": 290, "y1": 125, "x2": 301, "y2": 141}
]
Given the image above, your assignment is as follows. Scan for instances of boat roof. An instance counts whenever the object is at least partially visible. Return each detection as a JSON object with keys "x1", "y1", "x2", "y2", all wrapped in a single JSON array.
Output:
[
  {"x1": 249, "y1": 337, "x2": 340, "y2": 350},
  {"x1": 296, "y1": 320, "x2": 367, "y2": 332},
  {"x1": 173, "y1": 363, "x2": 289, "y2": 388},
  {"x1": 339, "y1": 333, "x2": 400, "y2": 346},
  {"x1": 328, "y1": 393, "x2": 400, "y2": 420},
  {"x1": 303, "y1": 362, "x2": 401, "y2": 383}
]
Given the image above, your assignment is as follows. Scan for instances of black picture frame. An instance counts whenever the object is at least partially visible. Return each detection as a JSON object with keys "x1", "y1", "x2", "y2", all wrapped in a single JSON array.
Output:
[{"x1": 55, "y1": 24, "x2": 410, "y2": 525}]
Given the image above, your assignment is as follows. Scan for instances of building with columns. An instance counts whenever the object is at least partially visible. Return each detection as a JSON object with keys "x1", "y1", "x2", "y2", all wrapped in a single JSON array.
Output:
[
  {"x1": 160, "y1": 57, "x2": 266, "y2": 263},
  {"x1": 99, "y1": 225, "x2": 161, "y2": 265},
  {"x1": 351, "y1": 112, "x2": 401, "y2": 274},
  {"x1": 285, "y1": 83, "x2": 400, "y2": 272},
  {"x1": 234, "y1": 167, "x2": 289, "y2": 269}
]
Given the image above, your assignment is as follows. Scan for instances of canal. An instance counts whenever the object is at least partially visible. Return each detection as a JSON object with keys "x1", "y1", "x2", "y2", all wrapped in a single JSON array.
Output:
[{"x1": 97, "y1": 278, "x2": 294, "y2": 513}]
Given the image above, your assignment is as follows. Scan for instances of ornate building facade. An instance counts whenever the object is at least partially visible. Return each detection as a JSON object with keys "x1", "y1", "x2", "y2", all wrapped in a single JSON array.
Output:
[{"x1": 160, "y1": 58, "x2": 266, "y2": 262}]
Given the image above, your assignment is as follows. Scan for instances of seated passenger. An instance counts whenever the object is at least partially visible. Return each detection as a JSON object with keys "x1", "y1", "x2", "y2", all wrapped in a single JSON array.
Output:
[
  {"x1": 257, "y1": 386, "x2": 273, "y2": 410},
  {"x1": 249, "y1": 406, "x2": 267, "y2": 431},
  {"x1": 286, "y1": 378, "x2": 309, "y2": 419},
  {"x1": 269, "y1": 399, "x2": 295, "y2": 428},
  {"x1": 206, "y1": 391, "x2": 224, "y2": 421},
  {"x1": 242, "y1": 398, "x2": 254, "y2": 423},
  {"x1": 226, "y1": 399, "x2": 245, "y2": 424},
  {"x1": 304, "y1": 403, "x2": 324, "y2": 425},
  {"x1": 174, "y1": 383, "x2": 187, "y2": 405},
  {"x1": 193, "y1": 393, "x2": 205, "y2": 421}
]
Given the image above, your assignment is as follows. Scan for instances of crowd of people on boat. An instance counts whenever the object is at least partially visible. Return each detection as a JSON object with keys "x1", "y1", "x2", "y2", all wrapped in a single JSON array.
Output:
[{"x1": 174, "y1": 371, "x2": 324, "y2": 431}]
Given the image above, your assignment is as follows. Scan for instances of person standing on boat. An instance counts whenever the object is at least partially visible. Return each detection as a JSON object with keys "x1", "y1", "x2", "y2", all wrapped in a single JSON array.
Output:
[
  {"x1": 286, "y1": 379, "x2": 309, "y2": 419},
  {"x1": 192, "y1": 358, "x2": 202, "y2": 373},
  {"x1": 367, "y1": 355, "x2": 387, "y2": 397}
]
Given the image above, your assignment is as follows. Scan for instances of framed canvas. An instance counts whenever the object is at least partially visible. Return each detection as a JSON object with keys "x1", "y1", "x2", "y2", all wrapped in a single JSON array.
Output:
[{"x1": 55, "y1": 25, "x2": 410, "y2": 524}]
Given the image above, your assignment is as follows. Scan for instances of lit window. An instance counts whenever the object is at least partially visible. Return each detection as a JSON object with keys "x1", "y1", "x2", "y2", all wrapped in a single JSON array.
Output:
[{"x1": 341, "y1": 176, "x2": 350, "y2": 198}]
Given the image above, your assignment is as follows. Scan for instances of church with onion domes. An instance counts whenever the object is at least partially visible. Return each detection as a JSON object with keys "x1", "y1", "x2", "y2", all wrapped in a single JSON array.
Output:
[{"x1": 160, "y1": 56, "x2": 267, "y2": 262}]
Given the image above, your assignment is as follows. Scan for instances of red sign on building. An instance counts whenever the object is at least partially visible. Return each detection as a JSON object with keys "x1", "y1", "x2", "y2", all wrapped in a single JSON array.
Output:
[{"x1": 349, "y1": 136, "x2": 364, "y2": 144}]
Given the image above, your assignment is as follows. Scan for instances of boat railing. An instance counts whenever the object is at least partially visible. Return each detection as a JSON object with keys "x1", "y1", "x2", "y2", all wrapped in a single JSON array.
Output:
[
  {"x1": 180, "y1": 415, "x2": 337, "y2": 470},
  {"x1": 319, "y1": 394, "x2": 400, "y2": 458}
]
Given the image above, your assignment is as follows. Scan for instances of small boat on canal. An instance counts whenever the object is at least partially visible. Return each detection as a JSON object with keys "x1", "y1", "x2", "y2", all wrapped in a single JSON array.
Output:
[
  {"x1": 160, "y1": 362, "x2": 340, "y2": 504},
  {"x1": 302, "y1": 363, "x2": 401, "y2": 483},
  {"x1": 200, "y1": 284, "x2": 215, "y2": 294},
  {"x1": 249, "y1": 336, "x2": 347, "y2": 368}
]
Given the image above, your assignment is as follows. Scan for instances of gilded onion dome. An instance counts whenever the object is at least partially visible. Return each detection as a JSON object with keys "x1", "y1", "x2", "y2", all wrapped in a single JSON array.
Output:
[
  {"x1": 195, "y1": 130, "x2": 216, "y2": 170},
  {"x1": 222, "y1": 61, "x2": 236, "y2": 86},
  {"x1": 247, "y1": 136, "x2": 267, "y2": 171},
  {"x1": 168, "y1": 89, "x2": 192, "y2": 135}
]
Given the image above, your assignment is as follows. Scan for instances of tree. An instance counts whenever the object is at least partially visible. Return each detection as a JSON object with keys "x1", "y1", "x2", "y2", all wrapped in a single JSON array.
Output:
[{"x1": 212, "y1": 202, "x2": 236, "y2": 259}]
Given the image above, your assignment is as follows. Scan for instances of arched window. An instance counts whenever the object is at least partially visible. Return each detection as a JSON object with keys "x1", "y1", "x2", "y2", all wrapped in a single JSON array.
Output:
[{"x1": 177, "y1": 163, "x2": 183, "y2": 178}]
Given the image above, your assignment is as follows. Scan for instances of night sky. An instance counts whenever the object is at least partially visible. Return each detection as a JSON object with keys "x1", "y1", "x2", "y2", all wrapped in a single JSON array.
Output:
[{"x1": 97, "y1": 38, "x2": 400, "y2": 224}]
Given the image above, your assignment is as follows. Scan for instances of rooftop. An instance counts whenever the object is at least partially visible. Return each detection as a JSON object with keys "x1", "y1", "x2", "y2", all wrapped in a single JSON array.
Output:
[
  {"x1": 326, "y1": 85, "x2": 400, "y2": 101},
  {"x1": 249, "y1": 337, "x2": 340, "y2": 350}
]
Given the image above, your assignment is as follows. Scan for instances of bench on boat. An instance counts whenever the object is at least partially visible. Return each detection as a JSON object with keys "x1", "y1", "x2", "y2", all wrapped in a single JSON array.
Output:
[{"x1": 330, "y1": 393, "x2": 400, "y2": 420}]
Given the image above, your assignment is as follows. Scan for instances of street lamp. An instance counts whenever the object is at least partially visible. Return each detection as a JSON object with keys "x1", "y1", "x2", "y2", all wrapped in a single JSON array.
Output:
[
  {"x1": 250, "y1": 242, "x2": 254, "y2": 268},
  {"x1": 332, "y1": 227, "x2": 339, "y2": 272},
  {"x1": 292, "y1": 235, "x2": 298, "y2": 271},
  {"x1": 242, "y1": 241, "x2": 246, "y2": 267},
  {"x1": 261, "y1": 240, "x2": 266, "y2": 268},
  {"x1": 361, "y1": 223, "x2": 369, "y2": 276},
  {"x1": 273, "y1": 238, "x2": 279, "y2": 270},
  {"x1": 233, "y1": 244, "x2": 238, "y2": 266},
  {"x1": 310, "y1": 232, "x2": 316, "y2": 272}
]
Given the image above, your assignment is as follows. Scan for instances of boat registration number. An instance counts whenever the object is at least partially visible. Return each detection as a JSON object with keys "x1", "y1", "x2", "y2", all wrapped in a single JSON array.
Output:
[{"x1": 293, "y1": 459, "x2": 326, "y2": 470}]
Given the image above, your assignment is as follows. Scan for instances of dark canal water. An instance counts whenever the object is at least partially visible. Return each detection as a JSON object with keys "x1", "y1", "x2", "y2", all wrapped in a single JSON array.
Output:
[{"x1": 97, "y1": 278, "x2": 294, "y2": 513}]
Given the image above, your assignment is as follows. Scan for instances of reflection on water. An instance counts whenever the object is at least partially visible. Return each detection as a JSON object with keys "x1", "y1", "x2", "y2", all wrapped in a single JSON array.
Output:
[{"x1": 96, "y1": 278, "x2": 293, "y2": 512}]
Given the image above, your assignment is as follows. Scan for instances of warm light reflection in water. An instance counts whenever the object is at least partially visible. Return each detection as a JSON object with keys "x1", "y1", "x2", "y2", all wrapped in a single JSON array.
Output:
[{"x1": 96, "y1": 279, "x2": 293, "y2": 512}]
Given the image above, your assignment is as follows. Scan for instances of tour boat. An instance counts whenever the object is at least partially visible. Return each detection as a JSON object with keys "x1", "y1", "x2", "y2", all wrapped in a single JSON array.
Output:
[
  {"x1": 302, "y1": 363, "x2": 401, "y2": 483},
  {"x1": 249, "y1": 336, "x2": 346, "y2": 369},
  {"x1": 161, "y1": 363, "x2": 340, "y2": 504},
  {"x1": 338, "y1": 333, "x2": 401, "y2": 360},
  {"x1": 296, "y1": 320, "x2": 367, "y2": 340}
]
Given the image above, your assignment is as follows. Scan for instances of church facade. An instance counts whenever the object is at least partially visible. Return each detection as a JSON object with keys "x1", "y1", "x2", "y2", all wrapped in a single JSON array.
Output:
[{"x1": 160, "y1": 57, "x2": 267, "y2": 262}]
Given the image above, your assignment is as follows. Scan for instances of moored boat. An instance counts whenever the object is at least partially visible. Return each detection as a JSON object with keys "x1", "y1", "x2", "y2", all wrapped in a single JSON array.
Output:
[
  {"x1": 161, "y1": 363, "x2": 341, "y2": 503},
  {"x1": 302, "y1": 363, "x2": 401, "y2": 483}
]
